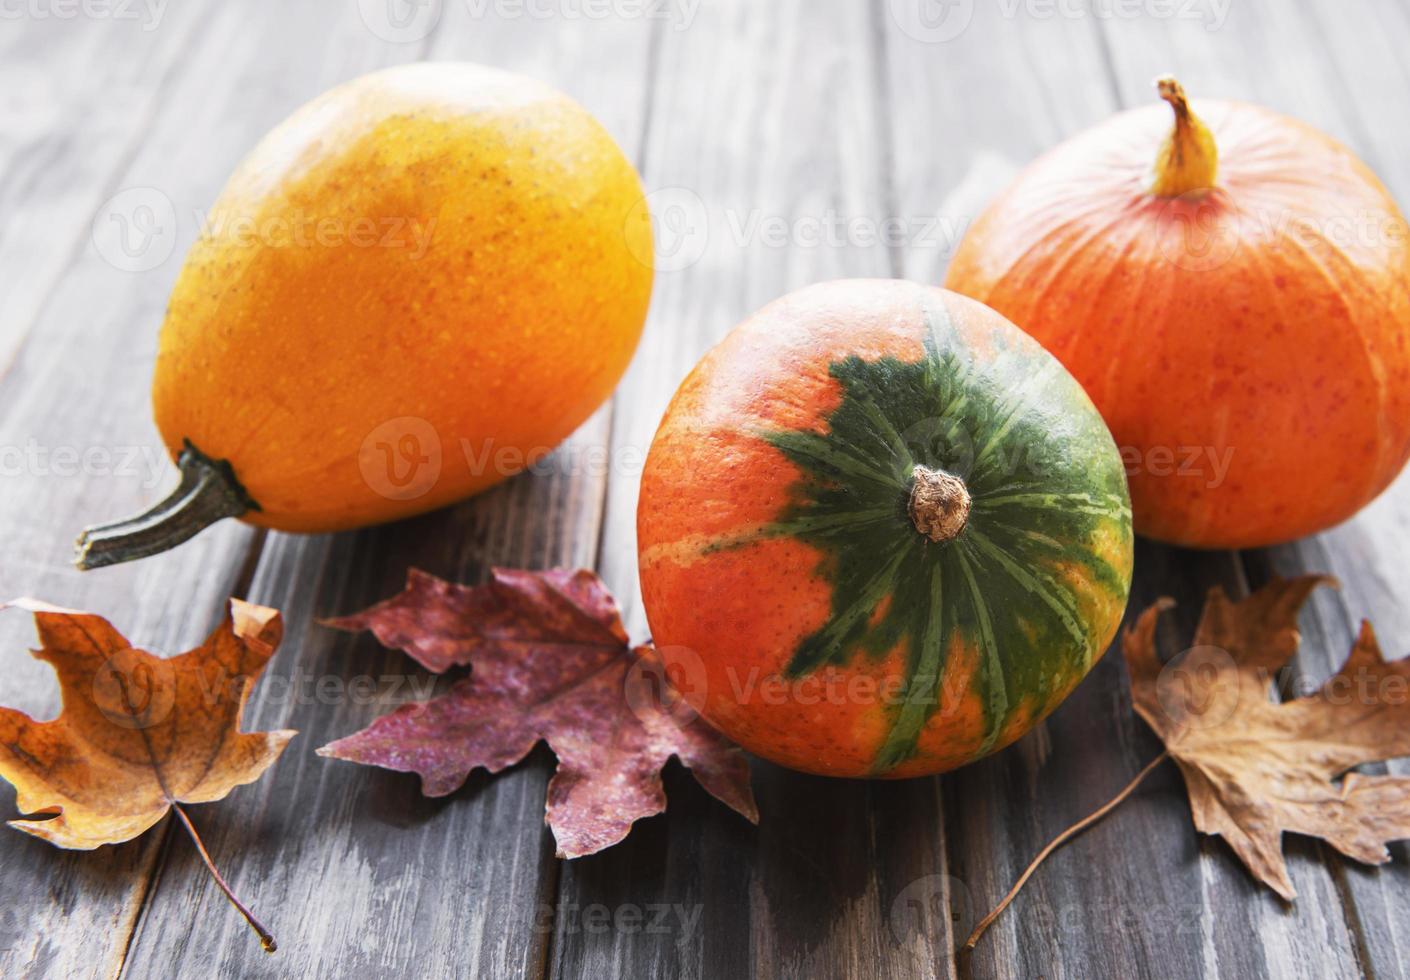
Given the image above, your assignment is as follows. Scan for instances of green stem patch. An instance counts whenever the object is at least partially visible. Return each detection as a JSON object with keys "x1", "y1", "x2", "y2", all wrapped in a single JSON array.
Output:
[{"x1": 756, "y1": 298, "x2": 1132, "y2": 773}]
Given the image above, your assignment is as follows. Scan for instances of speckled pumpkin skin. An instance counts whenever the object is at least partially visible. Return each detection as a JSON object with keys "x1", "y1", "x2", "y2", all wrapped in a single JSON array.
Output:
[
  {"x1": 153, "y1": 62, "x2": 652, "y2": 532},
  {"x1": 945, "y1": 98, "x2": 1410, "y2": 548},
  {"x1": 637, "y1": 280, "x2": 1134, "y2": 778}
]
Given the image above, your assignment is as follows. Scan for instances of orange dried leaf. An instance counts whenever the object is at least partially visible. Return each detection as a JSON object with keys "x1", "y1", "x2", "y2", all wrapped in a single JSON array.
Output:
[
  {"x1": 1124, "y1": 576, "x2": 1410, "y2": 899},
  {"x1": 0, "y1": 598, "x2": 296, "y2": 849}
]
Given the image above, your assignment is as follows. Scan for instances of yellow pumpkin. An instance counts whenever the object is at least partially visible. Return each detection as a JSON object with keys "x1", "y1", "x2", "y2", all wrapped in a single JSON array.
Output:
[{"x1": 78, "y1": 62, "x2": 652, "y2": 568}]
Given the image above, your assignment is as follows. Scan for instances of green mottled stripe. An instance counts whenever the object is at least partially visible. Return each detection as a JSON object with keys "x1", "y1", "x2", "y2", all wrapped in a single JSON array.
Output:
[
  {"x1": 743, "y1": 293, "x2": 1133, "y2": 773},
  {"x1": 874, "y1": 560, "x2": 946, "y2": 773},
  {"x1": 954, "y1": 541, "x2": 1009, "y2": 755}
]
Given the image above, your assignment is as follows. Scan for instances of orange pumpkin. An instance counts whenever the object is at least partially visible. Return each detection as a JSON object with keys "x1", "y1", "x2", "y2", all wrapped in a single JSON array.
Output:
[
  {"x1": 637, "y1": 280, "x2": 1133, "y2": 778},
  {"x1": 945, "y1": 77, "x2": 1410, "y2": 548},
  {"x1": 77, "y1": 63, "x2": 652, "y2": 568}
]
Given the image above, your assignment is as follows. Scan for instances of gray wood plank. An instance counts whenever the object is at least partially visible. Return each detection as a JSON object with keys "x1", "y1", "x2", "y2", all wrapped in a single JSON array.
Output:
[
  {"x1": 1096, "y1": 5, "x2": 1410, "y2": 975},
  {"x1": 881, "y1": 0, "x2": 1120, "y2": 288},
  {"x1": 1247, "y1": 533, "x2": 1410, "y2": 980},
  {"x1": 558, "y1": 2, "x2": 960, "y2": 978},
  {"x1": 0, "y1": 7, "x2": 205, "y2": 369},
  {"x1": 0, "y1": 6, "x2": 299, "y2": 978},
  {"x1": 113, "y1": 4, "x2": 658, "y2": 978}
]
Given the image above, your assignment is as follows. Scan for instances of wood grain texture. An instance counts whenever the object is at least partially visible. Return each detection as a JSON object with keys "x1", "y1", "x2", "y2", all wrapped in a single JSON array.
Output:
[{"x1": 0, "y1": 6, "x2": 204, "y2": 369}]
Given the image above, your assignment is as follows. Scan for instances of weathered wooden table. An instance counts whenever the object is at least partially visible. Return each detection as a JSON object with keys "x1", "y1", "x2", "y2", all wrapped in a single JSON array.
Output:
[{"x1": 2, "y1": 1, "x2": 1408, "y2": 977}]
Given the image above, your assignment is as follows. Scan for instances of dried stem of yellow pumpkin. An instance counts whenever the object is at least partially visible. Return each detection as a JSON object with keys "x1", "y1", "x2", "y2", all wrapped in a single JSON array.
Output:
[{"x1": 959, "y1": 751, "x2": 1170, "y2": 975}]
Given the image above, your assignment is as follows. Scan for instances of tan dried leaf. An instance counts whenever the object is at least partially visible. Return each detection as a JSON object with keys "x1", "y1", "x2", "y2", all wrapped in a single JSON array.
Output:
[{"x1": 1124, "y1": 576, "x2": 1410, "y2": 899}]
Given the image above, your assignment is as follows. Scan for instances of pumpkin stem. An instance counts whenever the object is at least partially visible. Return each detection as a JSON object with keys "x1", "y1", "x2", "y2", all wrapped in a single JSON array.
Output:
[
  {"x1": 1150, "y1": 75, "x2": 1218, "y2": 197},
  {"x1": 908, "y1": 465, "x2": 970, "y2": 543},
  {"x1": 74, "y1": 440, "x2": 257, "y2": 570}
]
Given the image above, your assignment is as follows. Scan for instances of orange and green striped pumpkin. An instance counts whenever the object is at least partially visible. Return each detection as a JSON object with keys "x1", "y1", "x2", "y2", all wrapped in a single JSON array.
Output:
[{"x1": 636, "y1": 279, "x2": 1134, "y2": 778}]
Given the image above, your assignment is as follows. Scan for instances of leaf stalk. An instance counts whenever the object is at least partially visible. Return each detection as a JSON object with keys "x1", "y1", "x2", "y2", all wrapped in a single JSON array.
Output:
[
  {"x1": 170, "y1": 802, "x2": 277, "y2": 954},
  {"x1": 959, "y1": 751, "x2": 1170, "y2": 976}
]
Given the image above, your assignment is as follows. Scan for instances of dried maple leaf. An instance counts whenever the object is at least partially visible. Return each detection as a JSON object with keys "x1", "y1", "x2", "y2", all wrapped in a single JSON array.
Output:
[
  {"x1": 318, "y1": 568, "x2": 758, "y2": 857},
  {"x1": 1124, "y1": 576, "x2": 1410, "y2": 899},
  {"x1": 963, "y1": 576, "x2": 1410, "y2": 968},
  {"x1": 0, "y1": 598, "x2": 296, "y2": 950}
]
